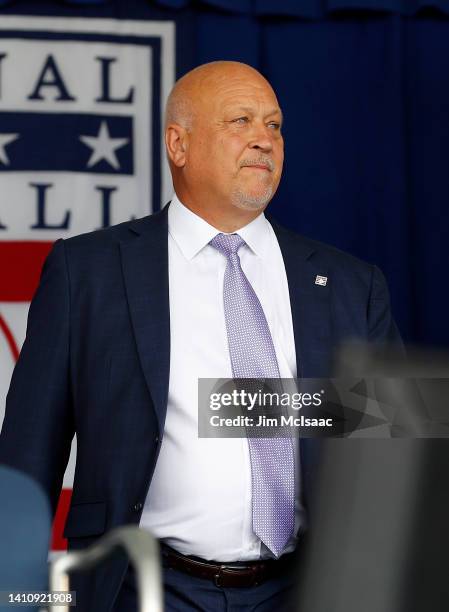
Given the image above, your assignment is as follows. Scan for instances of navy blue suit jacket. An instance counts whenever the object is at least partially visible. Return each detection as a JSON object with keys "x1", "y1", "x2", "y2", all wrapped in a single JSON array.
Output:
[{"x1": 0, "y1": 204, "x2": 401, "y2": 610}]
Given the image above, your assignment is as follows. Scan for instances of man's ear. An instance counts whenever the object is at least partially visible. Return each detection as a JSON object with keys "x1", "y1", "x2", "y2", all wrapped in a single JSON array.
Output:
[{"x1": 165, "y1": 124, "x2": 188, "y2": 167}]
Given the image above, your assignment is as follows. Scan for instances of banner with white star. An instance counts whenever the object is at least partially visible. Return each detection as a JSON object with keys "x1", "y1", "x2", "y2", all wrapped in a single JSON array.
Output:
[{"x1": 0, "y1": 15, "x2": 175, "y2": 551}]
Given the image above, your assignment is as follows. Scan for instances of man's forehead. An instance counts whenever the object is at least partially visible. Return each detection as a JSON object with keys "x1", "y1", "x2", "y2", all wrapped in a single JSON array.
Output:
[
  {"x1": 216, "y1": 97, "x2": 283, "y2": 123},
  {"x1": 214, "y1": 81, "x2": 280, "y2": 109},
  {"x1": 170, "y1": 64, "x2": 282, "y2": 122}
]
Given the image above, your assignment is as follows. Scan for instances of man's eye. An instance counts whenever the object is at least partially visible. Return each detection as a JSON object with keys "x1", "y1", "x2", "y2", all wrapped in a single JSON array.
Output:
[
  {"x1": 268, "y1": 122, "x2": 281, "y2": 130},
  {"x1": 232, "y1": 117, "x2": 249, "y2": 124}
]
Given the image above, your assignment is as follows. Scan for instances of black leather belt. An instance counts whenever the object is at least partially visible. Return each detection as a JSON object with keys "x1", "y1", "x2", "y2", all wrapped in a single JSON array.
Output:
[{"x1": 160, "y1": 544, "x2": 298, "y2": 588}]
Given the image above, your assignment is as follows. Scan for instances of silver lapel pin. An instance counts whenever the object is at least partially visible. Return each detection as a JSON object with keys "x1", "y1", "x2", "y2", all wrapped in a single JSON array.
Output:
[{"x1": 315, "y1": 275, "x2": 328, "y2": 287}]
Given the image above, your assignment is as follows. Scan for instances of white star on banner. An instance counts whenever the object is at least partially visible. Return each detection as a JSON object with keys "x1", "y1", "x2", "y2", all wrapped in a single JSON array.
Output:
[
  {"x1": 0, "y1": 133, "x2": 19, "y2": 165},
  {"x1": 79, "y1": 121, "x2": 129, "y2": 170}
]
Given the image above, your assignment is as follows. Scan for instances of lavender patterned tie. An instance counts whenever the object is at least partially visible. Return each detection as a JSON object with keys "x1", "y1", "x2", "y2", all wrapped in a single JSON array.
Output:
[{"x1": 210, "y1": 232, "x2": 295, "y2": 558}]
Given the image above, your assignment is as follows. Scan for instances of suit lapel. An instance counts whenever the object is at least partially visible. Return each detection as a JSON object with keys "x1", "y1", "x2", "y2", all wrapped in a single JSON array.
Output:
[
  {"x1": 271, "y1": 221, "x2": 333, "y2": 378},
  {"x1": 270, "y1": 220, "x2": 331, "y2": 508},
  {"x1": 119, "y1": 208, "x2": 170, "y2": 434}
]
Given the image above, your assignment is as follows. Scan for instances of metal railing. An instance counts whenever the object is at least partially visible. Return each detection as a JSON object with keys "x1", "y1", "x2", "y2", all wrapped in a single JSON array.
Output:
[{"x1": 49, "y1": 526, "x2": 163, "y2": 612}]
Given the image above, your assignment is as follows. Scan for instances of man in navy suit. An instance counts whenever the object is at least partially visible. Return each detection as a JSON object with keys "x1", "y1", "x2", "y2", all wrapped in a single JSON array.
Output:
[{"x1": 0, "y1": 62, "x2": 401, "y2": 611}]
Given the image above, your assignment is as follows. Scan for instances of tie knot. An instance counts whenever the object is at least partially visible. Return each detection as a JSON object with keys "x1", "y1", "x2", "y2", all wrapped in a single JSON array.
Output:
[{"x1": 210, "y1": 233, "x2": 246, "y2": 258}]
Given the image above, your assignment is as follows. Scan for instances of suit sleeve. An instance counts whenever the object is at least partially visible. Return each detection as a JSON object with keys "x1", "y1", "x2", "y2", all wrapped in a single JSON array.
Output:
[
  {"x1": 367, "y1": 265, "x2": 403, "y2": 346},
  {"x1": 0, "y1": 239, "x2": 74, "y2": 514}
]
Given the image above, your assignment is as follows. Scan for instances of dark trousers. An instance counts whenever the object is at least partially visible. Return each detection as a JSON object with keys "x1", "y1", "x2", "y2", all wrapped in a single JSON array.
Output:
[{"x1": 113, "y1": 561, "x2": 298, "y2": 612}]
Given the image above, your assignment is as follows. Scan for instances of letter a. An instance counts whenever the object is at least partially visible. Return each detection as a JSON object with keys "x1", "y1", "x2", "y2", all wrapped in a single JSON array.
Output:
[{"x1": 28, "y1": 55, "x2": 76, "y2": 101}]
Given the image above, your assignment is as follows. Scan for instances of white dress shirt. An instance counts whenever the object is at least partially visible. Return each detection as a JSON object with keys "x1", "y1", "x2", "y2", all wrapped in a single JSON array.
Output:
[{"x1": 140, "y1": 194, "x2": 306, "y2": 561}]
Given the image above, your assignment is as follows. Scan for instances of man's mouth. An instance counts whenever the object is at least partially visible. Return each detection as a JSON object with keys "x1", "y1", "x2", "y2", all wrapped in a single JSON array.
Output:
[
  {"x1": 244, "y1": 164, "x2": 270, "y2": 171},
  {"x1": 240, "y1": 159, "x2": 274, "y2": 172}
]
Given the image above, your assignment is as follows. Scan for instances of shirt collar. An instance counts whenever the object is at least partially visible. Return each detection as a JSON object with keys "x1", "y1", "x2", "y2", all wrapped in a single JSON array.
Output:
[{"x1": 168, "y1": 193, "x2": 271, "y2": 261}]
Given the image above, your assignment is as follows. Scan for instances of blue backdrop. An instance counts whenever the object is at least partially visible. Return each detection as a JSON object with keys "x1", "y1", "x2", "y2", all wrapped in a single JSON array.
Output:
[{"x1": 1, "y1": 0, "x2": 448, "y2": 348}]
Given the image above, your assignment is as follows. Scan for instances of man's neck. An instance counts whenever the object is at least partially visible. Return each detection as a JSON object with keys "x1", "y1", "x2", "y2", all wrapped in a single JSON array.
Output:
[{"x1": 175, "y1": 196, "x2": 265, "y2": 233}]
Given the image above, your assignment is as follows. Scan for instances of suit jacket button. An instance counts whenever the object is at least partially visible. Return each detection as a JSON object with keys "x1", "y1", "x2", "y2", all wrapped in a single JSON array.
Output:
[
  {"x1": 133, "y1": 502, "x2": 143, "y2": 512},
  {"x1": 155, "y1": 436, "x2": 159, "y2": 444}
]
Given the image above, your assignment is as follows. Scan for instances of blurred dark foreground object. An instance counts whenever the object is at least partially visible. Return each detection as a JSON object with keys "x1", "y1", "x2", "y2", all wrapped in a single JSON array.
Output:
[
  {"x1": 293, "y1": 344, "x2": 449, "y2": 612},
  {"x1": 295, "y1": 439, "x2": 449, "y2": 612},
  {"x1": 336, "y1": 342, "x2": 449, "y2": 378},
  {"x1": 0, "y1": 464, "x2": 51, "y2": 611},
  {"x1": 336, "y1": 343, "x2": 449, "y2": 437}
]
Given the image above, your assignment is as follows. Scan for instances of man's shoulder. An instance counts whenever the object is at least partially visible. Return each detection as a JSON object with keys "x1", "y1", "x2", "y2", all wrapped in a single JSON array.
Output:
[
  {"x1": 63, "y1": 207, "x2": 167, "y2": 251},
  {"x1": 270, "y1": 218, "x2": 375, "y2": 276}
]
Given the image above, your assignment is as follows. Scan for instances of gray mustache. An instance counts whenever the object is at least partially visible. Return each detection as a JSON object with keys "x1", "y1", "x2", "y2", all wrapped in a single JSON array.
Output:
[{"x1": 240, "y1": 158, "x2": 274, "y2": 172}]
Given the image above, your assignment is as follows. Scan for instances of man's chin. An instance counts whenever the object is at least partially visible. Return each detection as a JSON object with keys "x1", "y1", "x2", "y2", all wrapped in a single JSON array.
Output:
[{"x1": 231, "y1": 187, "x2": 273, "y2": 212}]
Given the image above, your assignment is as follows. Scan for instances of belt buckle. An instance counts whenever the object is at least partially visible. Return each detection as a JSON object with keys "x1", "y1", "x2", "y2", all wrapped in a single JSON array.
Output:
[
  {"x1": 213, "y1": 564, "x2": 259, "y2": 588},
  {"x1": 213, "y1": 565, "x2": 236, "y2": 588},
  {"x1": 213, "y1": 565, "x2": 243, "y2": 588},
  {"x1": 213, "y1": 570, "x2": 224, "y2": 588}
]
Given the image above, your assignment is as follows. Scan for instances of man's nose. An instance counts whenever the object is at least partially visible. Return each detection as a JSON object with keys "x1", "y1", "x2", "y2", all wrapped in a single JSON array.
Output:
[{"x1": 248, "y1": 123, "x2": 274, "y2": 152}]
